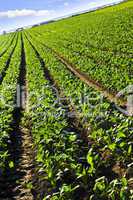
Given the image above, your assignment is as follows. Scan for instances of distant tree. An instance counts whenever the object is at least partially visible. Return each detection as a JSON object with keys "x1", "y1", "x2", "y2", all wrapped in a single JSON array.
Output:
[{"x1": 3, "y1": 31, "x2": 6, "y2": 35}]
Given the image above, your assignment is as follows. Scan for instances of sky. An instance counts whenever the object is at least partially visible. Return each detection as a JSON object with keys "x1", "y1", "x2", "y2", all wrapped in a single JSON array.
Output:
[{"x1": 0, "y1": 0, "x2": 123, "y2": 33}]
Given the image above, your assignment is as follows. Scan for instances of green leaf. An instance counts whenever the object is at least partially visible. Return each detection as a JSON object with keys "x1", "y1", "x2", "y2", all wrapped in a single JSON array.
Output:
[
  {"x1": 121, "y1": 177, "x2": 127, "y2": 186},
  {"x1": 119, "y1": 142, "x2": 125, "y2": 148},
  {"x1": 128, "y1": 145, "x2": 132, "y2": 155},
  {"x1": 109, "y1": 143, "x2": 116, "y2": 151},
  {"x1": 93, "y1": 177, "x2": 106, "y2": 192},
  {"x1": 26, "y1": 182, "x2": 33, "y2": 190},
  {"x1": 87, "y1": 149, "x2": 95, "y2": 173},
  {"x1": 117, "y1": 132, "x2": 126, "y2": 138},
  {"x1": 69, "y1": 134, "x2": 77, "y2": 142},
  {"x1": 9, "y1": 161, "x2": 14, "y2": 168}
]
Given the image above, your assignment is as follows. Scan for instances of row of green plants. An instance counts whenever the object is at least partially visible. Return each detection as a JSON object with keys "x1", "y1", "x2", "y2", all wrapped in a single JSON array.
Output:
[
  {"x1": 29, "y1": 0, "x2": 133, "y2": 92},
  {"x1": 25, "y1": 33, "x2": 133, "y2": 199},
  {"x1": 0, "y1": 33, "x2": 15, "y2": 55},
  {"x1": 0, "y1": 33, "x2": 18, "y2": 73},
  {"x1": 0, "y1": 33, "x2": 21, "y2": 174},
  {"x1": 0, "y1": 33, "x2": 12, "y2": 51}
]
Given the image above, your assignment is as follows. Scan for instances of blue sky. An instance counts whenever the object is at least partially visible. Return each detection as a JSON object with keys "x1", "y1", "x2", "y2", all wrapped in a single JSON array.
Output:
[{"x1": 0, "y1": 0, "x2": 123, "y2": 32}]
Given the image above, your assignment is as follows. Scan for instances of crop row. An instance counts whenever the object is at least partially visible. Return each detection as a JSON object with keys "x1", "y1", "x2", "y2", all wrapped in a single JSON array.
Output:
[
  {"x1": 0, "y1": 33, "x2": 21, "y2": 174},
  {"x1": 0, "y1": 33, "x2": 15, "y2": 55},
  {"x1": 0, "y1": 33, "x2": 18, "y2": 77},
  {"x1": 0, "y1": 33, "x2": 12, "y2": 50},
  {"x1": 24, "y1": 33, "x2": 133, "y2": 199}
]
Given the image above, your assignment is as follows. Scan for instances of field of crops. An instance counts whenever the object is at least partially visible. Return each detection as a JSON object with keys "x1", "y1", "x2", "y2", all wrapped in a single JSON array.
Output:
[{"x1": 0, "y1": 0, "x2": 133, "y2": 199}]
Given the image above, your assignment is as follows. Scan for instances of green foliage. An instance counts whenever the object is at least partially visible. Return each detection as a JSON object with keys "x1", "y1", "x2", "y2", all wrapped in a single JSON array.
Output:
[
  {"x1": 0, "y1": 0, "x2": 133, "y2": 199},
  {"x1": 23, "y1": 32, "x2": 133, "y2": 199},
  {"x1": 0, "y1": 33, "x2": 21, "y2": 173}
]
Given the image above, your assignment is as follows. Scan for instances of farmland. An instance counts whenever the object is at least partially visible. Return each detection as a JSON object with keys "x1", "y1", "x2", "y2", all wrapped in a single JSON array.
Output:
[{"x1": 0, "y1": 0, "x2": 133, "y2": 200}]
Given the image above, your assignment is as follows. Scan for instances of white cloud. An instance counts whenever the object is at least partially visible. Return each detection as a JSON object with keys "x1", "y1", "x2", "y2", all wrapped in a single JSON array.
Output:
[
  {"x1": 0, "y1": 9, "x2": 54, "y2": 18},
  {"x1": 64, "y1": 2, "x2": 69, "y2": 6}
]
